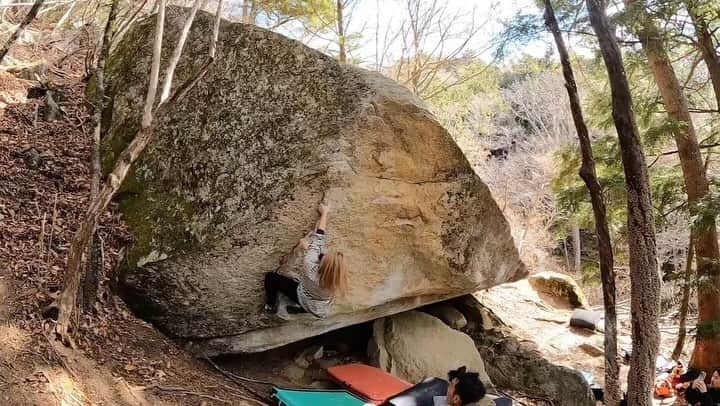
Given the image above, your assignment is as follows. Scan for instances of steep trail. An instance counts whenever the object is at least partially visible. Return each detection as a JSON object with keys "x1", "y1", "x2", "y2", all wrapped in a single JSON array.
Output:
[{"x1": 0, "y1": 68, "x2": 260, "y2": 405}]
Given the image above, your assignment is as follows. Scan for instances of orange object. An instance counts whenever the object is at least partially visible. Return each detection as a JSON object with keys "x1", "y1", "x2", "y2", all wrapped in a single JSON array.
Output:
[
  {"x1": 327, "y1": 363, "x2": 412, "y2": 404},
  {"x1": 654, "y1": 379, "x2": 674, "y2": 398}
]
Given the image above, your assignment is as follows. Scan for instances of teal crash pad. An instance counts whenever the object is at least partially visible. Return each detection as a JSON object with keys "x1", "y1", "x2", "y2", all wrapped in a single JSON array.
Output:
[{"x1": 274, "y1": 388, "x2": 370, "y2": 406}]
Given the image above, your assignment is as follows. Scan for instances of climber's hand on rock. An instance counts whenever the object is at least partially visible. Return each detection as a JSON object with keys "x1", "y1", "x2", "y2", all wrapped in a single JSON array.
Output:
[
  {"x1": 318, "y1": 201, "x2": 330, "y2": 216},
  {"x1": 299, "y1": 238, "x2": 309, "y2": 250}
]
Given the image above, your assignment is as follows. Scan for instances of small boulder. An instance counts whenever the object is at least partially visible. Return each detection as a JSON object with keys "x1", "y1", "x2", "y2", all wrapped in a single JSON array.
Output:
[
  {"x1": 425, "y1": 304, "x2": 467, "y2": 330},
  {"x1": 368, "y1": 311, "x2": 491, "y2": 386},
  {"x1": 578, "y1": 343, "x2": 604, "y2": 357},
  {"x1": 528, "y1": 272, "x2": 589, "y2": 308},
  {"x1": 293, "y1": 345, "x2": 324, "y2": 369}
]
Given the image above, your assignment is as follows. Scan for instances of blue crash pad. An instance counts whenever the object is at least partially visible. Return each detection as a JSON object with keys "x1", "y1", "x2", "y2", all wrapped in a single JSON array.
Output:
[{"x1": 274, "y1": 387, "x2": 369, "y2": 406}]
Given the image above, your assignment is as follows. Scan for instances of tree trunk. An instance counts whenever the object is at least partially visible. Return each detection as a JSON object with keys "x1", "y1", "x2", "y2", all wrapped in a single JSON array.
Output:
[
  {"x1": 586, "y1": 1, "x2": 660, "y2": 405},
  {"x1": 626, "y1": 0, "x2": 720, "y2": 372},
  {"x1": 685, "y1": 0, "x2": 720, "y2": 109},
  {"x1": 672, "y1": 234, "x2": 694, "y2": 361},
  {"x1": 249, "y1": 1, "x2": 260, "y2": 25},
  {"x1": 336, "y1": 0, "x2": 346, "y2": 63},
  {"x1": 241, "y1": 0, "x2": 249, "y2": 23},
  {"x1": 82, "y1": 0, "x2": 120, "y2": 314},
  {"x1": 544, "y1": 1, "x2": 620, "y2": 404},
  {"x1": 0, "y1": 0, "x2": 45, "y2": 64},
  {"x1": 571, "y1": 222, "x2": 581, "y2": 272}
]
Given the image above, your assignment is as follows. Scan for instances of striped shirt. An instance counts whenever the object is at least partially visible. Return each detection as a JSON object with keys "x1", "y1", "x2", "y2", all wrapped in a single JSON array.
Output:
[{"x1": 297, "y1": 230, "x2": 333, "y2": 318}]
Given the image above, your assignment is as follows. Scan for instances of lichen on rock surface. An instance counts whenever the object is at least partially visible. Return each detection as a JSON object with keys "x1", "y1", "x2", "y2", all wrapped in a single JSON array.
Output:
[{"x1": 104, "y1": 6, "x2": 526, "y2": 355}]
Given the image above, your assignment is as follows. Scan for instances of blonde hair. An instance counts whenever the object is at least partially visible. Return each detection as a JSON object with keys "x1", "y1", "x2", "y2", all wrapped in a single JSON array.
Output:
[{"x1": 318, "y1": 251, "x2": 348, "y2": 295}]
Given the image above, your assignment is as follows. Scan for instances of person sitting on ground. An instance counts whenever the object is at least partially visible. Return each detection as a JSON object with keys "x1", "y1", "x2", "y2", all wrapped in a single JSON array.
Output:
[
  {"x1": 669, "y1": 361, "x2": 685, "y2": 387},
  {"x1": 264, "y1": 200, "x2": 348, "y2": 318},
  {"x1": 433, "y1": 366, "x2": 487, "y2": 406},
  {"x1": 682, "y1": 368, "x2": 720, "y2": 406},
  {"x1": 656, "y1": 361, "x2": 686, "y2": 398}
]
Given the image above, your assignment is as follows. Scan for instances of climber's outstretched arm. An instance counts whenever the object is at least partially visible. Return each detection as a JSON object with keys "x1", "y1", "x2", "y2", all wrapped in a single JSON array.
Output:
[{"x1": 316, "y1": 201, "x2": 329, "y2": 232}]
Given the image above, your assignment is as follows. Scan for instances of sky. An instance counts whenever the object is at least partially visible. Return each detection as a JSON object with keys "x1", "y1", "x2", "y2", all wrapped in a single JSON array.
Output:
[{"x1": 340, "y1": 0, "x2": 551, "y2": 67}]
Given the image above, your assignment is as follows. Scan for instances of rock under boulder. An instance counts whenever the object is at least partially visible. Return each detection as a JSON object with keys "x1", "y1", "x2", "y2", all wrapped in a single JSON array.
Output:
[
  {"x1": 368, "y1": 311, "x2": 491, "y2": 388},
  {"x1": 424, "y1": 304, "x2": 467, "y2": 330},
  {"x1": 104, "y1": 7, "x2": 526, "y2": 355},
  {"x1": 528, "y1": 272, "x2": 588, "y2": 308}
]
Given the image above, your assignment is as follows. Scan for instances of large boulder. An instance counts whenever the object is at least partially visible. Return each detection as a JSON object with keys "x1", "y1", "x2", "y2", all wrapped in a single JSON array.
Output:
[
  {"x1": 369, "y1": 311, "x2": 493, "y2": 406},
  {"x1": 528, "y1": 271, "x2": 589, "y2": 308},
  {"x1": 104, "y1": 7, "x2": 526, "y2": 355}
]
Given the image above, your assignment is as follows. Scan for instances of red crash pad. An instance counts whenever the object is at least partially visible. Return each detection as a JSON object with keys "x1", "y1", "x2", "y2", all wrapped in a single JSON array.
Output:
[{"x1": 327, "y1": 363, "x2": 412, "y2": 404}]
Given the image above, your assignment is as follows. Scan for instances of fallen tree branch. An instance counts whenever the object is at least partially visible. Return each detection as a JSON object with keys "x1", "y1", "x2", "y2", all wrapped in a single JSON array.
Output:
[
  {"x1": 203, "y1": 357, "x2": 274, "y2": 386},
  {"x1": 207, "y1": 383, "x2": 270, "y2": 406},
  {"x1": 203, "y1": 357, "x2": 272, "y2": 404},
  {"x1": 143, "y1": 384, "x2": 232, "y2": 404}
]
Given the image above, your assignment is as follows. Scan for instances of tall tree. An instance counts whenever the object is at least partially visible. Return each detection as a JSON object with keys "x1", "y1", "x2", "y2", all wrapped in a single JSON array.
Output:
[
  {"x1": 336, "y1": 0, "x2": 346, "y2": 62},
  {"x1": 626, "y1": 0, "x2": 720, "y2": 372},
  {"x1": 0, "y1": 0, "x2": 45, "y2": 64},
  {"x1": 684, "y1": 0, "x2": 720, "y2": 109},
  {"x1": 543, "y1": 1, "x2": 620, "y2": 404},
  {"x1": 586, "y1": 0, "x2": 660, "y2": 404}
]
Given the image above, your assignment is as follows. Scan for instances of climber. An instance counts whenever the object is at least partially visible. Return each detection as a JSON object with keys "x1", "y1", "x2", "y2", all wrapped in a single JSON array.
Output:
[
  {"x1": 433, "y1": 366, "x2": 487, "y2": 406},
  {"x1": 264, "y1": 200, "x2": 348, "y2": 318}
]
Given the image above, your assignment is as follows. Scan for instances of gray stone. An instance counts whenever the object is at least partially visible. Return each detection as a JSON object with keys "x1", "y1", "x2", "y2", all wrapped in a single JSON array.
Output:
[
  {"x1": 105, "y1": 7, "x2": 526, "y2": 355},
  {"x1": 294, "y1": 345, "x2": 324, "y2": 368}
]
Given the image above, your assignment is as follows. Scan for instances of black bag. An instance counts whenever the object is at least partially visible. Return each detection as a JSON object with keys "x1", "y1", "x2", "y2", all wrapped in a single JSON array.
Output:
[{"x1": 569, "y1": 309, "x2": 602, "y2": 330}]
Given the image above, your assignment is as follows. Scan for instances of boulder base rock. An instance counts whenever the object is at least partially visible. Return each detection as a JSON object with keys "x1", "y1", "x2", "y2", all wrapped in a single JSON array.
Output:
[
  {"x1": 528, "y1": 272, "x2": 588, "y2": 308},
  {"x1": 368, "y1": 311, "x2": 491, "y2": 387},
  {"x1": 105, "y1": 7, "x2": 525, "y2": 355},
  {"x1": 471, "y1": 328, "x2": 595, "y2": 406},
  {"x1": 424, "y1": 304, "x2": 467, "y2": 330}
]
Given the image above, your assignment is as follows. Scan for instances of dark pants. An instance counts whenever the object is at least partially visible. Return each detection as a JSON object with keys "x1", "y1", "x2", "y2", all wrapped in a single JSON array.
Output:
[{"x1": 264, "y1": 273, "x2": 301, "y2": 308}]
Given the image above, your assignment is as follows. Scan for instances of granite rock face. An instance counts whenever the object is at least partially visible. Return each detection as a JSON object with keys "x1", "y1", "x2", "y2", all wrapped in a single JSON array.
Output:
[
  {"x1": 368, "y1": 311, "x2": 492, "y2": 390},
  {"x1": 104, "y1": 7, "x2": 526, "y2": 355}
]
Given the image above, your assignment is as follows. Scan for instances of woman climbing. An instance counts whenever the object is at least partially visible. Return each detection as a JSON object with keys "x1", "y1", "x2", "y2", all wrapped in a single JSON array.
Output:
[{"x1": 264, "y1": 200, "x2": 348, "y2": 318}]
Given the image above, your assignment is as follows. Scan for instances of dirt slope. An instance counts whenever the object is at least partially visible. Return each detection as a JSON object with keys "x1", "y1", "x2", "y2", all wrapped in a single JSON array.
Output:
[{"x1": 0, "y1": 67, "x2": 261, "y2": 405}]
